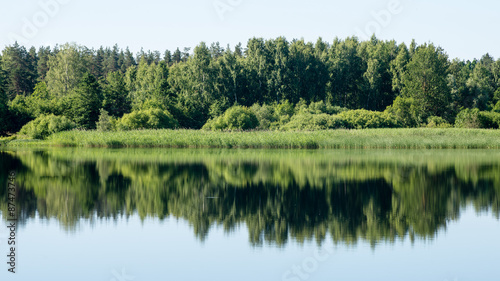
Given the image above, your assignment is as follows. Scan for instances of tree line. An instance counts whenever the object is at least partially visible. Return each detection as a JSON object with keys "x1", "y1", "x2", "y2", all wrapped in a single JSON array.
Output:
[{"x1": 1, "y1": 36, "x2": 500, "y2": 135}]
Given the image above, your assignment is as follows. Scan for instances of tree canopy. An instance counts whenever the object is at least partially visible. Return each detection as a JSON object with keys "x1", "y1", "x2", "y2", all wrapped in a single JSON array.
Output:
[{"x1": 1, "y1": 37, "x2": 500, "y2": 134}]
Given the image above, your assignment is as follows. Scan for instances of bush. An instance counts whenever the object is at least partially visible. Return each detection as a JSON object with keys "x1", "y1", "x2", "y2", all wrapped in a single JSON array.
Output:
[
  {"x1": 203, "y1": 106, "x2": 259, "y2": 131},
  {"x1": 19, "y1": 114, "x2": 76, "y2": 139},
  {"x1": 96, "y1": 109, "x2": 114, "y2": 132},
  {"x1": 427, "y1": 116, "x2": 453, "y2": 128},
  {"x1": 455, "y1": 108, "x2": 481, "y2": 128},
  {"x1": 385, "y1": 96, "x2": 419, "y2": 127},
  {"x1": 8, "y1": 95, "x2": 35, "y2": 132},
  {"x1": 493, "y1": 101, "x2": 500, "y2": 113},
  {"x1": 339, "y1": 109, "x2": 400, "y2": 129},
  {"x1": 479, "y1": 111, "x2": 500, "y2": 129},
  {"x1": 295, "y1": 100, "x2": 348, "y2": 115},
  {"x1": 250, "y1": 103, "x2": 278, "y2": 130},
  {"x1": 281, "y1": 113, "x2": 347, "y2": 131},
  {"x1": 118, "y1": 108, "x2": 178, "y2": 130},
  {"x1": 455, "y1": 108, "x2": 500, "y2": 129},
  {"x1": 306, "y1": 100, "x2": 348, "y2": 115}
]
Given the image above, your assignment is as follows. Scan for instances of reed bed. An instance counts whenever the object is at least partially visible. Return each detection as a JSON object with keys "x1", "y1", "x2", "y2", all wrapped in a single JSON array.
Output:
[{"x1": 5, "y1": 128, "x2": 500, "y2": 149}]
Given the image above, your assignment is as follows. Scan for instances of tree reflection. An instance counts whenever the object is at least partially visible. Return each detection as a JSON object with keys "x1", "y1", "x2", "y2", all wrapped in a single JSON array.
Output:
[{"x1": 1, "y1": 149, "x2": 499, "y2": 246}]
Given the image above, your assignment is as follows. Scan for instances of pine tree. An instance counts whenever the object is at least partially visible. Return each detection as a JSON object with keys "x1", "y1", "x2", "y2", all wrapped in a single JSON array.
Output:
[
  {"x1": 71, "y1": 73, "x2": 102, "y2": 129},
  {"x1": 172, "y1": 48, "x2": 182, "y2": 64},
  {"x1": 37, "y1": 46, "x2": 52, "y2": 82},
  {"x1": 1, "y1": 42, "x2": 37, "y2": 99},
  {"x1": 103, "y1": 71, "x2": 131, "y2": 117},
  {"x1": 0, "y1": 58, "x2": 11, "y2": 135}
]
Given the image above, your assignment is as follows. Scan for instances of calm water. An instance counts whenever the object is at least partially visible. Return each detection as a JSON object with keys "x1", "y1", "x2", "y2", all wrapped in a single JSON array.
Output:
[{"x1": 1, "y1": 148, "x2": 499, "y2": 281}]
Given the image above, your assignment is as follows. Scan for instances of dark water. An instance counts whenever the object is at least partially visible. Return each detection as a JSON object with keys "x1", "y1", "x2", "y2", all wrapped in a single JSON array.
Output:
[{"x1": 0, "y1": 148, "x2": 499, "y2": 280}]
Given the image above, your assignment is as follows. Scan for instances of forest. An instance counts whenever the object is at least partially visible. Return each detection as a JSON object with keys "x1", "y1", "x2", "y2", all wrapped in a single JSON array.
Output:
[{"x1": 1, "y1": 36, "x2": 500, "y2": 138}]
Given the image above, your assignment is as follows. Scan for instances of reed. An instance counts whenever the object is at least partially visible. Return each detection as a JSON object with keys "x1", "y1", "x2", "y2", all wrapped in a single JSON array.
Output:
[{"x1": 5, "y1": 128, "x2": 500, "y2": 149}]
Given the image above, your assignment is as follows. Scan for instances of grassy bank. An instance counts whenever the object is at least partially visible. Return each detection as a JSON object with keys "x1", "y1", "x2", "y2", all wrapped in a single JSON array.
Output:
[{"x1": 4, "y1": 128, "x2": 500, "y2": 149}]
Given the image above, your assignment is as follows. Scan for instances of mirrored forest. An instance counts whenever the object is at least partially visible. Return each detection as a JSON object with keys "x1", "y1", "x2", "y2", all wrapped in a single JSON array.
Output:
[{"x1": 1, "y1": 149, "x2": 499, "y2": 247}]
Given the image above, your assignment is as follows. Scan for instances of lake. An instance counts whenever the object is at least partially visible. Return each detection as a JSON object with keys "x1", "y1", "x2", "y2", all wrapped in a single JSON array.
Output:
[{"x1": 1, "y1": 148, "x2": 499, "y2": 280}]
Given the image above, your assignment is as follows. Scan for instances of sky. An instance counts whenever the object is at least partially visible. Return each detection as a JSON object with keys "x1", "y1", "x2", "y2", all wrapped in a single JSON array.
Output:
[{"x1": 0, "y1": 0, "x2": 498, "y2": 61}]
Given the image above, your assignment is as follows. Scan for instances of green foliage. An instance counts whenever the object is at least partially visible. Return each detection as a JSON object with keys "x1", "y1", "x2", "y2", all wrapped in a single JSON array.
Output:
[
  {"x1": 96, "y1": 109, "x2": 114, "y2": 132},
  {"x1": 12, "y1": 128, "x2": 500, "y2": 149},
  {"x1": 45, "y1": 43, "x2": 90, "y2": 97},
  {"x1": 2, "y1": 38, "x2": 500, "y2": 132},
  {"x1": 466, "y1": 54, "x2": 496, "y2": 110},
  {"x1": 385, "y1": 96, "x2": 420, "y2": 127},
  {"x1": 338, "y1": 109, "x2": 400, "y2": 129},
  {"x1": 250, "y1": 103, "x2": 278, "y2": 130},
  {"x1": 400, "y1": 43, "x2": 450, "y2": 121},
  {"x1": 478, "y1": 111, "x2": 500, "y2": 129},
  {"x1": 455, "y1": 108, "x2": 481, "y2": 128},
  {"x1": 117, "y1": 108, "x2": 178, "y2": 130},
  {"x1": 71, "y1": 73, "x2": 103, "y2": 129},
  {"x1": 203, "y1": 106, "x2": 259, "y2": 131},
  {"x1": 297, "y1": 100, "x2": 348, "y2": 115},
  {"x1": 0, "y1": 85, "x2": 10, "y2": 135},
  {"x1": 30, "y1": 82, "x2": 56, "y2": 116},
  {"x1": 102, "y1": 71, "x2": 131, "y2": 117},
  {"x1": 19, "y1": 114, "x2": 76, "y2": 139},
  {"x1": 493, "y1": 100, "x2": 500, "y2": 113},
  {"x1": 282, "y1": 113, "x2": 347, "y2": 131},
  {"x1": 8, "y1": 95, "x2": 35, "y2": 132},
  {"x1": 427, "y1": 116, "x2": 453, "y2": 128},
  {"x1": 1, "y1": 42, "x2": 37, "y2": 99},
  {"x1": 453, "y1": 108, "x2": 500, "y2": 129},
  {"x1": 7, "y1": 82, "x2": 58, "y2": 133}
]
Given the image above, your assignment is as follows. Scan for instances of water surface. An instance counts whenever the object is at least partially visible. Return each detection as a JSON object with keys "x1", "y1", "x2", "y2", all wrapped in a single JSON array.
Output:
[{"x1": 1, "y1": 148, "x2": 499, "y2": 280}]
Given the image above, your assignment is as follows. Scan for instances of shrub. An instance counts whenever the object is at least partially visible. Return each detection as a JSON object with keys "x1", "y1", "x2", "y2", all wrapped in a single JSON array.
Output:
[
  {"x1": 118, "y1": 108, "x2": 178, "y2": 130},
  {"x1": 454, "y1": 109, "x2": 500, "y2": 129},
  {"x1": 281, "y1": 113, "x2": 347, "y2": 131},
  {"x1": 339, "y1": 109, "x2": 400, "y2": 129},
  {"x1": 8, "y1": 95, "x2": 35, "y2": 132},
  {"x1": 328, "y1": 115, "x2": 348, "y2": 129},
  {"x1": 427, "y1": 116, "x2": 453, "y2": 128},
  {"x1": 203, "y1": 106, "x2": 259, "y2": 131},
  {"x1": 455, "y1": 108, "x2": 481, "y2": 128},
  {"x1": 19, "y1": 114, "x2": 76, "y2": 139},
  {"x1": 282, "y1": 113, "x2": 326, "y2": 130},
  {"x1": 276, "y1": 100, "x2": 295, "y2": 118},
  {"x1": 96, "y1": 109, "x2": 114, "y2": 132},
  {"x1": 250, "y1": 103, "x2": 278, "y2": 130},
  {"x1": 493, "y1": 101, "x2": 500, "y2": 113},
  {"x1": 385, "y1": 96, "x2": 419, "y2": 127},
  {"x1": 306, "y1": 100, "x2": 348, "y2": 115},
  {"x1": 479, "y1": 111, "x2": 500, "y2": 129}
]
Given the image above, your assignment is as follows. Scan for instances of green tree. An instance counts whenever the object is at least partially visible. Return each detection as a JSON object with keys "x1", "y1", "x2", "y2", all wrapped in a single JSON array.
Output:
[
  {"x1": 390, "y1": 43, "x2": 410, "y2": 93},
  {"x1": 37, "y1": 46, "x2": 52, "y2": 82},
  {"x1": 96, "y1": 108, "x2": 113, "y2": 131},
  {"x1": 46, "y1": 43, "x2": 90, "y2": 97},
  {"x1": 71, "y1": 73, "x2": 103, "y2": 129},
  {"x1": 400, "y1": 43, "x2": 450, "y2": 121},
  {"x1": 172, "y1": 48, "x2": 182, "y2": 64},
  {"x1": 0, "y1": 62, "x2": 10, "y2": 135},
  {"x1": 102, "y1": 71, "x2": 131, "y2": 117},
  {"x1": 466, "y1": 54, "x2": 496, "y2": 110},
  {"x1": 129, "y1": 59, "x2": 170, "y2": 110},
  {"x1": 1, "y1": 42, "x2": 37, "y2": 99},
  {"x1": 326, "y1": 37, "x2": 366, "y2": 108}
]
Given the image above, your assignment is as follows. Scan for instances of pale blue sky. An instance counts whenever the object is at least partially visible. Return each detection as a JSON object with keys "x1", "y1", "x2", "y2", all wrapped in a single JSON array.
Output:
[{"x1": 1, "y1": 0, "x2": 498, "y2": 60}]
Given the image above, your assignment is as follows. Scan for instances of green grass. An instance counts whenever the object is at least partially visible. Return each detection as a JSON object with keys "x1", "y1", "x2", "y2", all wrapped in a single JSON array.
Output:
[{"x1": 5, "y1": 128, "x2": 500, "y2": 149}]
